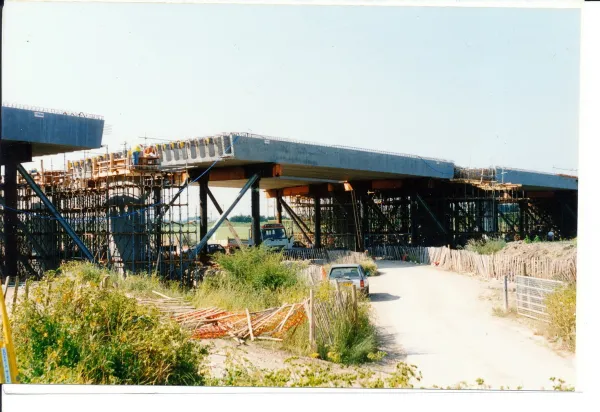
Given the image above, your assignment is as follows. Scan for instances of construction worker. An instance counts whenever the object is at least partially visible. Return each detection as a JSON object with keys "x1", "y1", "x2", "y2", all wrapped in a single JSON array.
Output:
[{"x1": 131, "y1": 144, "x2": 142, "y2": 166}]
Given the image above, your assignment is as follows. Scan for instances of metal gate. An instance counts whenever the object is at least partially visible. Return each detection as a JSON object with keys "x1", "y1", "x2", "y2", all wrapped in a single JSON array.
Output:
[{"x1": 515, "y1": 276, "x2": 564, "y2": 322}]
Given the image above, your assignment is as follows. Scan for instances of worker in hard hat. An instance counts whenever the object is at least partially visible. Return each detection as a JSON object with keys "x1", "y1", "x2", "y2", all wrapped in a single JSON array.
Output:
[{"x1": 131, "y1": 144, "x2": 142, "y2": 166}]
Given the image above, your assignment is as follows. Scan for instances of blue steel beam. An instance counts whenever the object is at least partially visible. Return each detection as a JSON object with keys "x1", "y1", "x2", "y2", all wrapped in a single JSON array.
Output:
[{"x1": 192, "y1": 174, "x2": 260, "y2": 257}]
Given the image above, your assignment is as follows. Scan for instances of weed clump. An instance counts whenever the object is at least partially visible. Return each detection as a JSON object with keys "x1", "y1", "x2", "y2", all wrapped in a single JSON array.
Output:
[
  {"x1": 314, "y1": 283, "x2": 378, "y2": 365},
  {"x1": 465, "y1": 237, "x2": 507, "y2": 255},
  {"x1": 193, "y1": 246, "x2": 308, "y2": 311},
  {"x1": 214, "y1": 246, "x2": 300, "y2": 291},
  {"x1": 359, "y1": 259, "x2": 378, "y2": 276},
  {"x1": 12, "y1": 264, "x2": 206, "y2": 385},
  {"x1": 545, "y1": 283, "x2": 576, "y2": 352}
]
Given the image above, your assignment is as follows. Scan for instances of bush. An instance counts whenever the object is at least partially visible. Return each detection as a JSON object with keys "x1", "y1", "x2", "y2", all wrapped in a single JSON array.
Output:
[
  {"x1": 193, "y1": 246, "x2": 308, "y2": 311},
  {"x1": 12, "y1": 265, "x2": 207, "y2": 385},
  {"x1": 465, "y1": 237, "x2": 507, "y2": 255},
  {"x1": 214, "y1": 246, "x2": 300, "y2": 291},
  {"x1": 545, "y1": 283, "x2": 576, "y2": 351},
  {"x1": 359, "y1": 259, "x2": 378, "y2": 276}
]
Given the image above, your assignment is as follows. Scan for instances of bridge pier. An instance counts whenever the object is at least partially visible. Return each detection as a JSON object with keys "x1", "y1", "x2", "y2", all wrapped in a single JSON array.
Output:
[{"x1": 2, "y1": 161, "x2": 18, "y2": 281}]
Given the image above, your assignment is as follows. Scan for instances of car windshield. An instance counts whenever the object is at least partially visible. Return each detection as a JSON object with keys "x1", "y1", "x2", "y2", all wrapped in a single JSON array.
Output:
[
  {"x1": 262, "y1": 228, "x2": 286, "y2": 240},
  {"x1": 329, "y1": 267, "x2": 361, "y2": 280}
]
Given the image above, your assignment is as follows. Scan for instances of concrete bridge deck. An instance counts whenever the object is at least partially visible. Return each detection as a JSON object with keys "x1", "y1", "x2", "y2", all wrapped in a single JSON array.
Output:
[
  {"x1": 157, "y1": 132, "x2": 577, "y2": 192},
  {"x1": 1, "y1": 105, "x2": 105, "y2": 158}
]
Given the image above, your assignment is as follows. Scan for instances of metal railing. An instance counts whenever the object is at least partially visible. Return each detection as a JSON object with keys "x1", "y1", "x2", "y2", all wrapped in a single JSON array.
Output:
[{"x1": 2, "y1": 102, "x2": 104, "y2": 120}]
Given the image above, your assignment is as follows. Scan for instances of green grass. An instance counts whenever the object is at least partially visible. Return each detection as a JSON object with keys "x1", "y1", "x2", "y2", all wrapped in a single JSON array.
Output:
[
  {"x1": 12, "y1": 264, "x2": 207, "y2": 385},
  {"x1": 465, "y1": 237, "x2": 507, "y2": 255},
  {"x1": 57, "y1": 261, "x2": 192, "y2": 300},
  {"x1": 313, "y1": 283, "x2": 379, "y2": 365},
  {"x1": 192, "y1": 246, "x2": 309, "y2": 311}
]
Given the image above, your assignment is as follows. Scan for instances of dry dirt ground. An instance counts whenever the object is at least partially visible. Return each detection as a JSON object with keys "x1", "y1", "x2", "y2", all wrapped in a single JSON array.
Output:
[
  {"x1": 201, "y1": 260, "x2": 575, "y2": 390},
  {"x1": 369, "y1": 261, "x2": 575, "y2": 390},
  {"x1": 496, "y1": 240, "x2": 576, "y2": 260}
]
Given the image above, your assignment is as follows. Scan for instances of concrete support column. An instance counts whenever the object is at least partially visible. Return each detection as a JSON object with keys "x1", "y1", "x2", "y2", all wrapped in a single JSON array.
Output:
[
  {"x1": 314, "y1": 196, "x2": 321, "y2": 248},
  {"x1": 3, "y1": 162, "x2": 18, "y2": 280},
  {"x1": 276, "y1": 191, "x2": 283, "y2": 224},
  {"x1": 251, "y1": 177, "x2": 261, "y2": 247},
  {"x1": 198, "y1": 177, "x2": 209, "y2": 254}
]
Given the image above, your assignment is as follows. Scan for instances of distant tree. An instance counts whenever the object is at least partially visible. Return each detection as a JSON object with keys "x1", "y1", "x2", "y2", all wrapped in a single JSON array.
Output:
[{"x1": 230, "y1": 215, "x2": 252, "y2": 223}]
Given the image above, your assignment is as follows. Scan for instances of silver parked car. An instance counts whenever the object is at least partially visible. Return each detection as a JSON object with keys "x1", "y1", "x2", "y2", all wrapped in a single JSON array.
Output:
[{"x1": 327, "y1": 264, "x2": 370, "y2": 296}]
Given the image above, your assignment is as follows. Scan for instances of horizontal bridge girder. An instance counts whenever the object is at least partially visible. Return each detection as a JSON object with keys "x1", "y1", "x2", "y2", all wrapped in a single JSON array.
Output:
[
  {"x1": 265, "y1": 183, "x2": 344, "y2": 198},
  {"x1": 190, "y1": 164, "x2": 283, "y2": 182},
  {"x1": 527, "y1": 191, "x2": 555, "y2": 199}
]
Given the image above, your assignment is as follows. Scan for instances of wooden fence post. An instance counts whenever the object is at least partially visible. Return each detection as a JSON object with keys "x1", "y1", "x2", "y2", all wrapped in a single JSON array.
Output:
[
  {"x1": 522, "y1": 262, "x2": 528, "y2": 277},
  {"x1": 12, "y1": 276, "x2": 19, "y2": 307},
  {"x1": 3, "y1": 277, "x2": 10, "y2": 300},
  {"x1": 351, "y1": 285, "x2": 358, "y2": 322},
  {"x1": 24, "y1": 280, "x2": 30, "y2": 301},
  {"x1": 503, "y1": 275, "x2": 509, "y2": 313},
  {"x1": 309, "y1": 289, "x2": 316, "y2": 348}
]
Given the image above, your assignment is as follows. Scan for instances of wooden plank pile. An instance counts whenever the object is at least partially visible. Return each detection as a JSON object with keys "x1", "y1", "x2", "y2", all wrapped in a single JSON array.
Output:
[{"x1": 140, "y1": 291, "x2": 308, "y2": 342}]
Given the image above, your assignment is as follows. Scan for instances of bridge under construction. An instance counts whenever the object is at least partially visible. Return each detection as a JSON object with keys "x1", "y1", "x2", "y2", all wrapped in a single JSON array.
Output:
[{"x1": 1, "y1": 106, "x2": 578, "y2": 281}]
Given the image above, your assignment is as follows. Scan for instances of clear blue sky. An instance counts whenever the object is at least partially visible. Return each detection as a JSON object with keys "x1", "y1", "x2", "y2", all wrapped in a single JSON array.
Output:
[{"x1": 2, "y1": 2, "x2": 580, "y2": 217}]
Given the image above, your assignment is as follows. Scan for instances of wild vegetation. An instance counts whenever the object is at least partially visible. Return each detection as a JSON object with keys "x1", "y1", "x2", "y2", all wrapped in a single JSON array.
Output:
[
  {"x1": 192, "y1": 246, "x2": 307, "y2": 311},
  {"x1": 464, "y1": 237, "x2": 507, "y2": 255},
  {"x1": 207, "y1": 351, "x2": 422, "y2": 388},
  {"x1": 207, "y1": 352, "x2": 573, "y2": 390},
  {"x1": 311, "y1": 282, "x2": 381, "y2": 365},
  {"x1": 193, "y1": 246, "x2": 382, "y2": 364},
  {"x1": 8, "y1": 261, "x2": 575, "y2": 389},
  {"x1": 358, "y1": 259, "x2": 379, "y2": 276},
  {"x1": 11, "y1": 264, "x2": 206, "y2": 385},
  {"x1": 544, "y1": 283, "x2": 577, "y2": 352}
]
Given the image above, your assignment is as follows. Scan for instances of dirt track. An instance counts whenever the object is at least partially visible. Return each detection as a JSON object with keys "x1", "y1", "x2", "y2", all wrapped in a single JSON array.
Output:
[{"x1": 369, "y1": 261, "x2": 576, "y2": 390}]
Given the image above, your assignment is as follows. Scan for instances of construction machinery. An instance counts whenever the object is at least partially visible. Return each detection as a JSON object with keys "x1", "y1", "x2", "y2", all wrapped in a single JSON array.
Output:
[{"x1": 248, "y1": 223, "x2": 295, "y2": 251}]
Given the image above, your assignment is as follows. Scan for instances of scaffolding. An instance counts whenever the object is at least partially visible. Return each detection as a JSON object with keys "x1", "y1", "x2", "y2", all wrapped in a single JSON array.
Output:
[
  {"x1": 283, "y1": 177, "x2": 577, "y2": 250},
  {"x1": 1, "y1": 148, "x2": 200, "y2": 282},
  {"x1": 0, "y1": 146, "x2": 578, "y2": 280}
]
